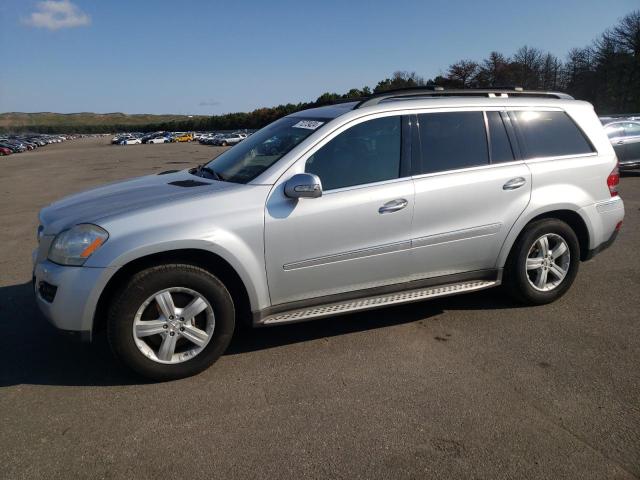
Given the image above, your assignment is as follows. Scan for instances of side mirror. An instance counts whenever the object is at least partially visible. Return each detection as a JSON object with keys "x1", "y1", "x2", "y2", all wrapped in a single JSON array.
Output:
[{"x1": 284, "y1": 173, "x2": 322, "y2": 199}]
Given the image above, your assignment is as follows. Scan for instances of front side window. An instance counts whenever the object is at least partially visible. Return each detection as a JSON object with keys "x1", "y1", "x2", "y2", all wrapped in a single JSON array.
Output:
[
  {"x1": 205, "y1": 117, "x2": 324, "y2": 183},
  {"x1": 513, "y1": 111, "x2": 594, "y2": 158},
  {"x1": 416, "y1": 111, "x2": 489, "y2": 174},
  {"x1": 305, "y1": 116, "x2": 401, "y2": 191}
]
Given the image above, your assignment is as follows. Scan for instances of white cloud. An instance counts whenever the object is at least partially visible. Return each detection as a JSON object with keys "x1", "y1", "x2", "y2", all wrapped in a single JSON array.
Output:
[{"x1": 23, "y1": 0, "x2": 91, "y2": 31}]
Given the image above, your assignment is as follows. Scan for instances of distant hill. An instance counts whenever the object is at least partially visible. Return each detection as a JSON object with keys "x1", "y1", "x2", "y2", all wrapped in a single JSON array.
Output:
[{"x1": 0, "y1": 112, "x2": 207, "y2": 131}]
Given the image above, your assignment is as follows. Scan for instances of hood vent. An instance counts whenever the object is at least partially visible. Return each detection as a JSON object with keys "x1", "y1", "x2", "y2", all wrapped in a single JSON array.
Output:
[
  {"x1": 158, "y1": 169, "x2": 180, "y2": 175},
  {"x1": 168, "y1": 180, "x2": 209, "y2": 188}
]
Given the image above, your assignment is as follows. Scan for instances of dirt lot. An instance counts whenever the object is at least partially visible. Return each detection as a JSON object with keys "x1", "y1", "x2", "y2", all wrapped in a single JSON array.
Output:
[{"x1": 1, "y1": 137, "x2": 639, "y2": 479}]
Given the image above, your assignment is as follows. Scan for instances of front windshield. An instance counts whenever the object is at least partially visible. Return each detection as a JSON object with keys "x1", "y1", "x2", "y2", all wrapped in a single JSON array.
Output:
[{"x1": 205, "y1": 117, "x2": 326, "y2": 183}]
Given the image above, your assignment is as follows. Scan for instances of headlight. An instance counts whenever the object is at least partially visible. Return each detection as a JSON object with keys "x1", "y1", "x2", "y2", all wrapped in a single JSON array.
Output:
[{"x1": 48, "y1": 224, "x2": 109, "y2": 266}]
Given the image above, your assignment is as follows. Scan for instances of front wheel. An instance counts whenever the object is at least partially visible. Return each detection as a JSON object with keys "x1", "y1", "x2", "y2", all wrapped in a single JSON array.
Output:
[
  {"x1": 107, "y1": 264, "x2": 235, "y2": 381},
  {"x1": 504, "y1": 219, "x2": 580, "y2": 305}
]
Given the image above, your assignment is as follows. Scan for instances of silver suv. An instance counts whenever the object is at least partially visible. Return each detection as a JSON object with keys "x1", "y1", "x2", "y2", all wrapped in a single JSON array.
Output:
[{"x1": 33, "y1": 88, "x2": 625, "y2": 380}]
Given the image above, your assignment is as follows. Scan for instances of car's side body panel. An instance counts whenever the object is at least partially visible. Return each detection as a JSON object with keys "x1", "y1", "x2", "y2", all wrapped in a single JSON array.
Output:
[{"x1": 33, "y1": 95, "x2": 625, "y2": 340}]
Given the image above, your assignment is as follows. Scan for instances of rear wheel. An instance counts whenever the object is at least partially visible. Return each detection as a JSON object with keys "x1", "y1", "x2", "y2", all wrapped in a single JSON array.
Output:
[
  {"x1": 107, "y1": 264, "x2": 235, "y2": 381},
  {"x1": 504, "y1": 219, "x2": 580, "y2": 305}
]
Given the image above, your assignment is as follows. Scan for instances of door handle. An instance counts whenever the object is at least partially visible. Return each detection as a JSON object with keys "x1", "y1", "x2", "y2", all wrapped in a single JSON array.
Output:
[
  {"x1": 503, "y1": 177, "x2": 526, "y2": 190},
  {"x1": 379, "y1": 198, "x2": 408, "y2": 214},
  {"x1": 616, "y1": 140, "x2": 625, "y2": 145}
]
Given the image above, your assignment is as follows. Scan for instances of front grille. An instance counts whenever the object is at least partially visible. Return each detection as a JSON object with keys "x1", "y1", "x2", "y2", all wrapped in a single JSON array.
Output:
[{"x1": 38, "y1": 281, "x2": 57, "y2": 303}]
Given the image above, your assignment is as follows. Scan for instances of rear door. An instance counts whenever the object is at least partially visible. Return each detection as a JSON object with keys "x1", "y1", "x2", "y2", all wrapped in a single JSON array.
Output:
[{"x1": 408, "y1": 110, "x2": 531, "y2": 279}]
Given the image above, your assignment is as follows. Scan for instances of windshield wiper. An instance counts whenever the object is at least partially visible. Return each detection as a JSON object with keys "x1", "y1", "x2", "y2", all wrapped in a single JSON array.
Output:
[{"x1": 195, "y1": 164, "x2": 225, "y2": 181}]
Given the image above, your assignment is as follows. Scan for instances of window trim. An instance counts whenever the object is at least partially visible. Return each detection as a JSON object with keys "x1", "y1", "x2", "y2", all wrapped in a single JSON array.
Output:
[
  {"x1": 483, "y1": 111, "x2": 492, "y2": 164},
  {"x1": 484, "y1": 111, "x2": 517, "y2": 164}
]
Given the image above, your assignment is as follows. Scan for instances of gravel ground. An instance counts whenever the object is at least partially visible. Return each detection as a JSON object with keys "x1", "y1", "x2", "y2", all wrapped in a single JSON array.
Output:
[{"x1": 1, "y1": 137, "x2": 639, "y2": 479}]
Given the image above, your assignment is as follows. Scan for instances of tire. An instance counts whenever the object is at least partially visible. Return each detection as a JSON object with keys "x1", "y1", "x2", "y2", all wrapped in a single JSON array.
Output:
[
  {"x1": 107, "y1": 264, "x2": 235, "y2": 381},
  {"x1": 504, "y1": 218, "x2": 580, "y2": 305},
  {"x1": 221, "y1": 141, "x2": 228, "y2": 146}
]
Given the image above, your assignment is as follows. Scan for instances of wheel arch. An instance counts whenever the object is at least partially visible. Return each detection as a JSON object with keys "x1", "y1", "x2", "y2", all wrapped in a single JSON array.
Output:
[
  {"x1": 93, "y1": 249, "x2": 254, "y2": 336},
  {"x1": 498, "y1": 208, "x2": 591, "y2": 268}
]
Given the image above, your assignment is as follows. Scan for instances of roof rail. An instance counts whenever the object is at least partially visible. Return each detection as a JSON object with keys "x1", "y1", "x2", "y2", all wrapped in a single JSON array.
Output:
[{"x1": 353, "y1": 86, "x2": 574, "y2": 109}]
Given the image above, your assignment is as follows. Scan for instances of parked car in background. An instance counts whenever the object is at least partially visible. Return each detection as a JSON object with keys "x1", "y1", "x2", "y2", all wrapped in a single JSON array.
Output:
[
  {"x1": 603, "y1": 119, "x2": 640, "y2": 172},
  {"x1": 117, "y1": 135, "x2": 142, "y2": 145},
  {"x1": 214, "y1": 133, "x2": 245, "y2": 146},
  {"x1": 174, "y1": 133, "x2": 193, "y2": 143},
  {"x1": 0, "y1": 146, "x2": 12, "y2": 156},
  {"x1": 0, "y1": 140, "x2": 27, "y2": 153},
  {"x1": 148, "y1": 136, "x2": 171, "y2": 144},
  {"x1": 199, "y1": 133, "x2": 224, "y2": 145}
]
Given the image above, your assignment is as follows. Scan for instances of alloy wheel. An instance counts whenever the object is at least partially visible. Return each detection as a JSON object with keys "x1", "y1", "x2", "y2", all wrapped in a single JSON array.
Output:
[
  {"x1": 132, "y1": 287, "x2": 215, "y2": 364},
  {"x1": 525, "y1": 233, "x2": 571, "y2": 292}
]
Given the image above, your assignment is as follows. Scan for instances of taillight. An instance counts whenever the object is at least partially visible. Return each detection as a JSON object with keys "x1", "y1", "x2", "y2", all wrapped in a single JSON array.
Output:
[{"x1": 607, "y1": 165, "x2": 620, "y2": 197}]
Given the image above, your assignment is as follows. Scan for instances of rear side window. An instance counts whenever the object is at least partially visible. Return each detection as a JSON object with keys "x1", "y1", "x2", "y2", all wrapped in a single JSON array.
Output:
[
  {"x1": 513, "y1": 111, "x2": 594, "y2": 159},
  {"x1": 605, "y1": 124, "x2": 625, "y2": 139},
  {"x1": 623, "y1": 122, "x2": 640, "y2": 137},
  {"x1": 487, "y1": 112, "x2": 515, "y2": 163},
  {"x1": 416, "y1": 112, "x2": 488, "y2": 174}
]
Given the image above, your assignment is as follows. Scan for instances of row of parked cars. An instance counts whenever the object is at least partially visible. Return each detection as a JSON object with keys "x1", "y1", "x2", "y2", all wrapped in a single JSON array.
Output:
[
  {"x1": 111, "y1": 131, "x2": 196, "y2": 145},
  {"x1": 197, "y1": 132, "x2": 249, "y2": 146},
  {"x1": 600, "y1": 114, "x2": 640, "y2": 172},
  {"x1": 0, "y1": 134, "x2": 73, "y2": 156},
  {"x1": 111, "y1": 131, "x2": 251, "y2": 146}
]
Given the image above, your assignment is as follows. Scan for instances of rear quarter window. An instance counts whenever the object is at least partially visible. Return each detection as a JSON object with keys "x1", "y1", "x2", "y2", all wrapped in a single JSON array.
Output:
[{"x1": 513, "y1": 111, "x2": 594, "y2": 159}]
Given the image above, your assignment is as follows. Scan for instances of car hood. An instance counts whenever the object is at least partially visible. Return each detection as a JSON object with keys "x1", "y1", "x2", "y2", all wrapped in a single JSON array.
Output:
[{"x1": 39, "y1": 169, "x2": 235, "y2": 234}]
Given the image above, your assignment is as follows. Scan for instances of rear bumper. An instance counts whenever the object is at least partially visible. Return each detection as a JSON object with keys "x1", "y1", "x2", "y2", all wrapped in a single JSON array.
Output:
[
  {"x1": 584, "y1": 228, "x2": 619, "y2": 261},
  {"x1": 579, "y1": 196, "x2": 624, "y2": 260}
]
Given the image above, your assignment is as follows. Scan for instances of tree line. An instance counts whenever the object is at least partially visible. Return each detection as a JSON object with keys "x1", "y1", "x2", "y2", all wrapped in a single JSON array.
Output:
[{"x1": 6, "y1": 10, "x2": 639, "y2": 134}]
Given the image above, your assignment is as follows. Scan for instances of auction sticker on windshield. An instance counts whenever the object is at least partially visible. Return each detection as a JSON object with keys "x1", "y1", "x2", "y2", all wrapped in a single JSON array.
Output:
[{"x1": 292, "y1": 120, "x2": 324, "y2": 130}]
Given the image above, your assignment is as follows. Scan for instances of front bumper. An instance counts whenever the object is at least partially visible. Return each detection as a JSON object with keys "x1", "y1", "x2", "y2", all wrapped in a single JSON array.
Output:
[{"x1": 33, "y1": 259, "x2": 115, "y2": 341}]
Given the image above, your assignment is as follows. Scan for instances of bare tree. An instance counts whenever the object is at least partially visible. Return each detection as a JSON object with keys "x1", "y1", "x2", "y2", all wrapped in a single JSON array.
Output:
[
  {"x1": 540, "y1": 53, "x2": 563, "y2": 90},
  {"x1": 447, "y1": 60, "x2": 479, "y2": 87},
  {"x1": 512, "y1": 46, "x2": 544, "y2": 88},
  {"x1": 476, "y1": 51, "x2": 512, "y2": 86}
]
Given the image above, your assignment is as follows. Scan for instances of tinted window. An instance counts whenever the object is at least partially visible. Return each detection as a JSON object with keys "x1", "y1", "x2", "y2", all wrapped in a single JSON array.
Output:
[
  {"x1": 487, "y1": 112, "x2": 515, "y2": 163},
  {"x1": 206, "y1": 117, "x2": 321, "y2": 183},
  {"x1": 624, "y1": 122, "x2": 640, "y2": 137},
  {"x1": 416, "y1": 112, "x2": 488, "y2": 174},
  {"x1": 305, "y1": 116, "x2": 401, "y2": 190},
  {"x1": 514, "y1": 111, "x2": 594, "y2": 158}
]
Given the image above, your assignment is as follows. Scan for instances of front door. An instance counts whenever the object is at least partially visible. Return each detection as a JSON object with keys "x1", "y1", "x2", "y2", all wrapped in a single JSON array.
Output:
[{"x1": 264, "y1": 114, "x2": 414, "y2": 306}]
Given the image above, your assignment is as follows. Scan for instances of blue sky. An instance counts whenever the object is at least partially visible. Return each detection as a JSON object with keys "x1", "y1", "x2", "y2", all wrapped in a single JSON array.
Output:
[{"x1": 0, "y1": 0, "x2": 637, "y2": 114}]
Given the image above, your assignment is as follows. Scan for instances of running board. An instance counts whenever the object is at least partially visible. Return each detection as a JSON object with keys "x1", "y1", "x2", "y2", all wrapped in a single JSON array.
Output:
[{"x1": 260, "y1": 279, "x2": 499, "y2": 326}]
